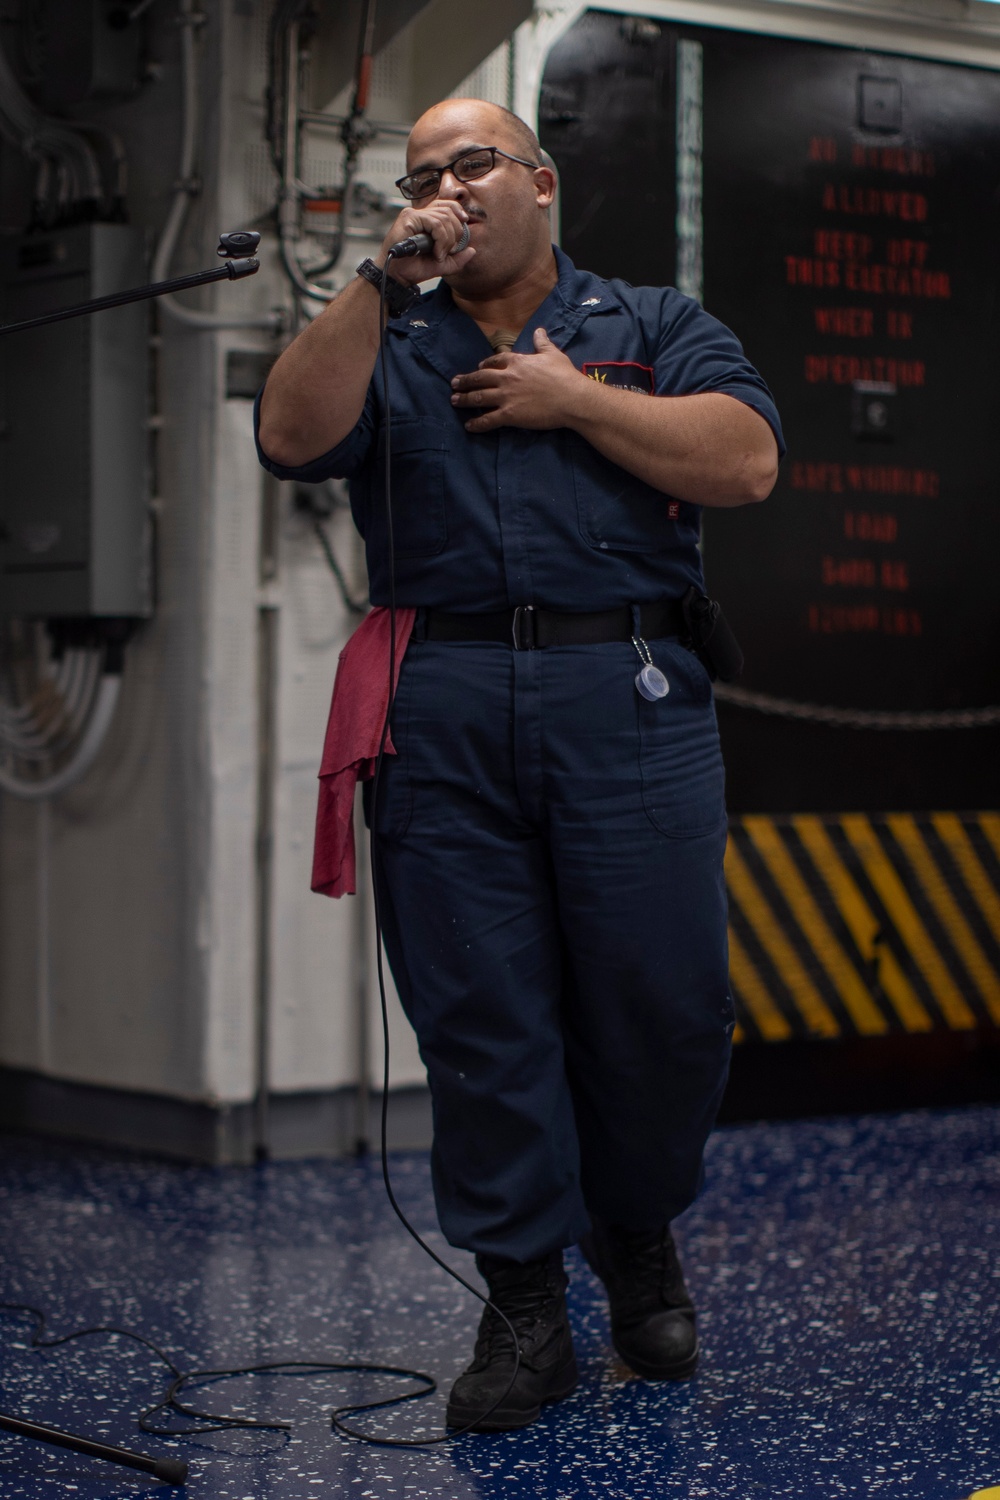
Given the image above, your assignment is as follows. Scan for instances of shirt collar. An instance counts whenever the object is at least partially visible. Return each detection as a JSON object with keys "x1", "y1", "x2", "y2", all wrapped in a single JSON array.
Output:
[
  {"x1": 549, "y1": 245, "x2": 622, "y2": 318},
  {"x1": 391, "y1": 246, "x2": 621, "y2": 377}
]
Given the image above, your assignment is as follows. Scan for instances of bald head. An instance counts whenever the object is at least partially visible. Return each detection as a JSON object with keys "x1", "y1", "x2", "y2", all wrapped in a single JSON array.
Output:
[
  {"x1": 404, "y1": 99, "x2": 556, "y2": 295},
  {"x1": 409, "y1": 99, "x2": 543, "y2": 170}
]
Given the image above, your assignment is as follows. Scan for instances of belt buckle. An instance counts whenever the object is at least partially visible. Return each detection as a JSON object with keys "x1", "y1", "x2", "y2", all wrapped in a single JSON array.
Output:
[{"x1": 511, "y1": 605, "x2": 537, "y2": 650}]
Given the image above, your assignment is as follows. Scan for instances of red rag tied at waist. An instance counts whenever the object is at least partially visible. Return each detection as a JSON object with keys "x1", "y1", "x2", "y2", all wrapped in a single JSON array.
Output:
[{"x1": 311, "y1": 606, "x2": 416, "y2": 898}]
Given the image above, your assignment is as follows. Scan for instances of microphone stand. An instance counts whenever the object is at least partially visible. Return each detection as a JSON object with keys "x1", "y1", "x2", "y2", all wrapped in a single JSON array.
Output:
[
  {"x1": 0, "y1": 228, "x2": 263, "y2": 1488},
  {"x1": 0, "y1": 229, "x2": 262, "y2": 338},
  {"x1": 0, "y1": 1412, "x2": 188, "y2": 1486}
]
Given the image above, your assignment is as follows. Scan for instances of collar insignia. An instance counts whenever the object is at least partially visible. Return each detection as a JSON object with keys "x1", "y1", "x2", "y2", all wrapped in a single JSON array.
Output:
[
  {"x1": 581, "y1": 297, "x2": 602, "y2": 306},
  {"x1": 409, "y1": 319, "x2": 428, "y2": 327}
]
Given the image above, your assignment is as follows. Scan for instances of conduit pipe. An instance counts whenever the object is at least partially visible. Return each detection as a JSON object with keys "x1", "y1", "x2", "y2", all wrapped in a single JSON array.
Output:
[
  {"x1": 275, "y1": 0, "x2": 388, "y2": 303},
  {"x1": 152, "y1": 0, "x2": 284, "y2": 330},
  {"x1": 277, "y1": 20, "x2": 338, "y2": 304}
]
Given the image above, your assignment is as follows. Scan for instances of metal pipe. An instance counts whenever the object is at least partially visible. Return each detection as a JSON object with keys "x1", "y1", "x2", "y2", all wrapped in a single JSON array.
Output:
[
  {"x1": 36, "y1": 800, "x2": 51, "y2": 1073},
  {"x1": 253, "y1": 607, "x2": 277, "y2": 1163},
  {"x1": 278, "y1": 20, "x2": 337, "y2": 302},
  {"x1": 282, "y1": 20, "x2": 300, "y2": 211},
  {"x1": 352, "y1": 0, "x2": 379, "y2": 117},
  {"x1": 253, "y1": 476, "x2": 281, "y2": 1162},
  {"x1": 151, "y1": 0, "x2": 282, "y2": 330},
  {"x1": 353, "y1": 792, "x2": 370, "y2": 1155},
  {"x1": 297, "y1": 110, "x2": 410, "y2": 138}
]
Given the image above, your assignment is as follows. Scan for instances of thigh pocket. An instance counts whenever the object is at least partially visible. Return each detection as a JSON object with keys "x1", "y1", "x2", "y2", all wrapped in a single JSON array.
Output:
[{"x1": 638, "y1": 649, "x2": 726, "y2": 838}]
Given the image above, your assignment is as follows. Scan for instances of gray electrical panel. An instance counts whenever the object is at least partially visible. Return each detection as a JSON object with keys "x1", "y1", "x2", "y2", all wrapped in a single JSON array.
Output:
[
  {"x1": 14, "y1": 0, "x2": 144, "y2": 110},
  {"x1": 0, "y1": 223, "x2": 151, "y2": 618}
]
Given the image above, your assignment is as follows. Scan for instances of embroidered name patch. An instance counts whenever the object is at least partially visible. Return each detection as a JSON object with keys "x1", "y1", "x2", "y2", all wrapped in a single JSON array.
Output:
[{"x1": 583, "y1": 361, "x2": 654, "y2": 395}]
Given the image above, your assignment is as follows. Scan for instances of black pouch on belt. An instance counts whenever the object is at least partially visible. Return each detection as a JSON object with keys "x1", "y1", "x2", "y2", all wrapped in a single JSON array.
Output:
[{"x1": 681, "y1": 586, "x2": 745, "y2": 682}]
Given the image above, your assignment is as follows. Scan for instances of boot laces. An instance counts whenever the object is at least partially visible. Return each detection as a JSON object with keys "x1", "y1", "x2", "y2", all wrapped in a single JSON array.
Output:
[
  {"x1": 611, "y1": 1229, "x2": 687, "y2": 1309},
  {"x1": 477, "y1": 1264, "x2": 562, "y2": 1359}
]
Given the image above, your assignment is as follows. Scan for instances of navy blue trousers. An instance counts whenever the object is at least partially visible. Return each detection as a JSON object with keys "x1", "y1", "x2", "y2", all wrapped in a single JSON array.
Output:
[{"x1": 370, "y1": 633, "x2": 733, "y2": 1263}]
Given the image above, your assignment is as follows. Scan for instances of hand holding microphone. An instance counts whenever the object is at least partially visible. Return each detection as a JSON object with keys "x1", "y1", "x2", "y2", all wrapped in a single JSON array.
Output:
[
  {"x1": 379, "y1": 202, "x2": 473, "y2": 282},
  {"x1": 390, "y1": 222, "x2": 471, "y2": 260}
]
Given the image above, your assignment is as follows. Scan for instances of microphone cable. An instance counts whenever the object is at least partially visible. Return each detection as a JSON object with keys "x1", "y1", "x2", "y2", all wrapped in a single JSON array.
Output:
[
  {"x1": 0, "y1": 1300, "x2": 435, "y2": 1442},
  {"x1": 343, "y1": 247, "x2": 524, "y2": 1445}
]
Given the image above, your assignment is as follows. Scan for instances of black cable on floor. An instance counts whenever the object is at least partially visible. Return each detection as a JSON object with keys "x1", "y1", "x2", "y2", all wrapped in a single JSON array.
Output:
[
  {"x1": 0, "y1": 1301, "x2": 436, "y2": 1440},
  {"x1": 1, "y1": 1182, "x2": 513, "y2": 1448}
]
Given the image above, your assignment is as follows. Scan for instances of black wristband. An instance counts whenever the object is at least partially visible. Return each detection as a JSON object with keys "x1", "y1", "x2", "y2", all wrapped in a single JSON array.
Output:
[{"x1": 355, "y1": 258, "x2": 420, "y2": 318}]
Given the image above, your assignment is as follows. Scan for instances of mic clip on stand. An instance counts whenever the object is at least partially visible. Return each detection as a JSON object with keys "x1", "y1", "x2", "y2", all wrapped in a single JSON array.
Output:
[
  {"x1": 0, "y1": 228, "x2": 262, "y2": 1488},
  {"x1": 0, "y1": 229, "x2": 261, "y2": 338}
]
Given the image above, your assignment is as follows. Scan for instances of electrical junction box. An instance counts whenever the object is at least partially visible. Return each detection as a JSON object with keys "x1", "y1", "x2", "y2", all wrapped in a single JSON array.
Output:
[
  {"x1": 15, "y1": 1, "x2": 144, "y2": 110},
  {"x1": 0, "y1": 223, "x2": 152, "y2": 619}
]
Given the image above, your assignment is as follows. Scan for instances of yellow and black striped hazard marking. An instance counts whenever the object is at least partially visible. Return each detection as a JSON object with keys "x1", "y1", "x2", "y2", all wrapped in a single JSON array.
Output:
[{"x1": 726, "y1": 812, "x2": 1000, "y2": 1042}]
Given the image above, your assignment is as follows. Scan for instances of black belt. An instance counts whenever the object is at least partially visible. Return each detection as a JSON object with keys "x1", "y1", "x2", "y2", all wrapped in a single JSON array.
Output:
[{"x1": 421, "y1": 600, "x2": 686, "y2": 651}]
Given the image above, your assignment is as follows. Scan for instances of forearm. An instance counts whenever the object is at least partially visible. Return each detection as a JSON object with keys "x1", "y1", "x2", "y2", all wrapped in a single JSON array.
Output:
[
  {"x1": 257, "y1": 275, "x2": 383, "y2": 468},
  {"x1": 562, "y1": 383, "x2": 779, "y2": 508},
  {"x1": 259, "y1": 200, "x2": 473, "y2": 469}
]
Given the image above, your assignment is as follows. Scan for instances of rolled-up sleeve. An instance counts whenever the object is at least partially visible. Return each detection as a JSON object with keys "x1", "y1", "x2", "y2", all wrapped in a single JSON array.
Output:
[
  {"x1": 652, "y1": 293, "x2": 785, "y2": 459},
  {"x1": 253, "y1": 383, "x2": 378, "y2": 483}
]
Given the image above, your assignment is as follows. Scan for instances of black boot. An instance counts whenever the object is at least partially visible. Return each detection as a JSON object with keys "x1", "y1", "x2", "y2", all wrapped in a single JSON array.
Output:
[
  {"x1": 446, "y1": 1251, "x2": 578, "y2": 1431},
  {"x1": 580, "y1": 1222, "x2": 699, "y2": 1380}
]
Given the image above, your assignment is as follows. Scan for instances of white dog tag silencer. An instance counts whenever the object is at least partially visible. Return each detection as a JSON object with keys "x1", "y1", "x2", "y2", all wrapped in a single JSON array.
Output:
[{"x1": 635, "y1": 663, "x2": 670, "y2": 701}]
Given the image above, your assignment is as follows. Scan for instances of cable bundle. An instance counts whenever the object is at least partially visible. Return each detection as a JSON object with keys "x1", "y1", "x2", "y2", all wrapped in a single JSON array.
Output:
[
  {"x1": 0, "y1": 31, "x2": 123, "y2": 227},
  {"x1": 0, "y1": 622, "x2": 123, "y2": 800}
]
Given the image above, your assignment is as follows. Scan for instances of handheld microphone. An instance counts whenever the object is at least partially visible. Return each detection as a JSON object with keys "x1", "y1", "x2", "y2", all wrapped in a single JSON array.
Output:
[{"x1": 388, "y1": 223, "x2": 471, "y2": 259}]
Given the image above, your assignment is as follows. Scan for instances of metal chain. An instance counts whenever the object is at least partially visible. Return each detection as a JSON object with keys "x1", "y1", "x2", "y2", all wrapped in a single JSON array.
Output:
[
  {"x1": 631, "y1": 634, "x2": 653, "y2": 667},
  {"x1": 713, "y1": 682, "x2": 1000, "y2": 731}
]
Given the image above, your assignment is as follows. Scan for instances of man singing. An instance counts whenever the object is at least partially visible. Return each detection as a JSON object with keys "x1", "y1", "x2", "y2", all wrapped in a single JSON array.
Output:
[{"x1": 256, "y1": 97, "x2": 782, "y2": 1431}]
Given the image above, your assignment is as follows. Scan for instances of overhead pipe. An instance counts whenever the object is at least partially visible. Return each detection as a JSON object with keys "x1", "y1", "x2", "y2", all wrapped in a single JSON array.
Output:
[
  {"x1": 277, "y1": 19, "x2": 341, "y2": 302},
  {"x1": 152, "y1": 0, "x2": 284, "y2": 330},
  {"x1": 277, "y1": 0, "x2": 383, "y2": 301}
]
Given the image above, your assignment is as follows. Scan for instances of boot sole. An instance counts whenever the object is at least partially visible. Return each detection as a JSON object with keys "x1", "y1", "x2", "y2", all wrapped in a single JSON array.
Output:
[
  {"x1": 445, "y1": 1355, "x2": 579, "y2": 1432},
  {"x1": 612, "y1": 1340, "x2": 699, "y2": 1382}
]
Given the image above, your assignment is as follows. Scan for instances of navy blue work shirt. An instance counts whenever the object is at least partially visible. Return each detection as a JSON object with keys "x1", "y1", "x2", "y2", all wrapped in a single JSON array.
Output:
[{"x1": 254, "y1": 246, "x2": 784, "y2": 611}]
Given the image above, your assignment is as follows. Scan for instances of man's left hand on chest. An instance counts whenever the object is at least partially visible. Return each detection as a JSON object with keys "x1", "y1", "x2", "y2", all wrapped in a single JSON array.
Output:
[{"x1": 451, "y1": 329, "x2": 584, "y2": 433}]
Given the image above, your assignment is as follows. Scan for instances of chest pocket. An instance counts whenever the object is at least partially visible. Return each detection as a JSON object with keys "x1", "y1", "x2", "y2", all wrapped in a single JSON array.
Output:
[
  {"x1": 369, "y1": 417, "x2": 449, "y2": 558},
  {"x1": 566, "y1": 430, "x2": 681, "y2": 554}
]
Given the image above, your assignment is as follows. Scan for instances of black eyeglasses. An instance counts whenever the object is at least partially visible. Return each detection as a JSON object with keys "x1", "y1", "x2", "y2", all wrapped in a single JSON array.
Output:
[{"x1": 395, "y1": 146, "x2": 539, "y2": 202}]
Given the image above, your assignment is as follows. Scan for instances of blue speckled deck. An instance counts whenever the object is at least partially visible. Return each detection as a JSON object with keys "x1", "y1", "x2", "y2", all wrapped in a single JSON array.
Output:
[{"x1": 1, "y1": 1107, "x2": 998, "y2": 1499}]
